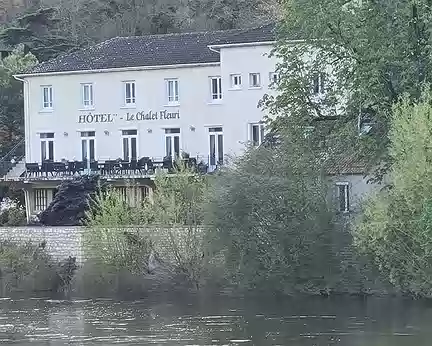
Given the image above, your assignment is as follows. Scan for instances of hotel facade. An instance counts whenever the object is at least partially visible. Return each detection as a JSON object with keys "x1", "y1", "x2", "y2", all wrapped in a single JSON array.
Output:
[{"x1": 2, "y1": 24, "x2": 374, "y2": 221}]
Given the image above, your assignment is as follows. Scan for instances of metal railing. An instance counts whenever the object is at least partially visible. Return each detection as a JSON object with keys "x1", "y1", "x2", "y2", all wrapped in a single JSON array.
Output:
[
  {"x1": 22, "y1": 155, "x2": 225, "y2": 180},
  {"x1": 0, "y1": 138, "x2": 25, "y2": 178}
]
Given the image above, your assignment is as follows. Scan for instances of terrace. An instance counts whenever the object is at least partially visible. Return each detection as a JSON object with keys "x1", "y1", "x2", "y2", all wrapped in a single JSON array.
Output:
[{"x1": 1, "y1": 154, "x2": 218, "y2": 182}]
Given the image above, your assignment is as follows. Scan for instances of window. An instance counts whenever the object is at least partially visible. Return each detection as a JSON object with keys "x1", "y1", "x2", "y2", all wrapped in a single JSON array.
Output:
[
  {"x1": 140, "y1": 186, "x2": 149, "y2": 200},
  {"x1": 269, "y1": 72, "x2": 279, "y2": 85},
  {"x1": 209, "y1": 127, "x2": 223, "y2": 167},
  {"x1": 210, "y1": 77, "x2": 222, "y2": 100},
  {"x1": 81, "y1": 131, "x2": 96, "y2": 162},
  {"x1": 312, "y1": 73, "x2": 325, "y2": 95},
  {"x1": 81, "y1": 83, "x2": 94, "y2": 108},
  {"x1": 40, "y1": 133, "x2": 54, "y2": 162},
  {"x1": 165, "y1": 128, "x2": 181, "y2": 158},
  {"x1": 122, "y1": 129, "x2": 138, "y2": 161},
  {"x1": 250, "y1": 123, "x2": 265, "y2": 146},
  {"x1": 230, "y1": 74, "x2": 242, "y2": 89},
  {"x1": 124, "y1": 81, "x2": 136, "y2": 105},
  {"x1": 34, "y1": 189, "x2": 48, "y2": 212},
  {"x1": 166, "y1": 79, "x2": 179, "y2": 103},
  {"x1": 249, "y1": 73, "x2": 261, "y2": 88},
  {"x1": 41, "y1": 86, "x2": 53, "y2": 109},
  {"x1": 336, "y1": 182, "x2": 350, "y2": 212}
]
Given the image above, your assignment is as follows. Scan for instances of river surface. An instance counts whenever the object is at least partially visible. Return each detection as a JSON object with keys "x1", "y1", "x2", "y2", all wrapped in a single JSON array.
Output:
[{"x1": 0, "y1": 294, "x2": 431, "y2": 345}]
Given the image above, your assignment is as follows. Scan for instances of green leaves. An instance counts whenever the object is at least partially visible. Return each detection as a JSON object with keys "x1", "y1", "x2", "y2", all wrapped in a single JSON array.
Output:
[
  {"x1": 354, "y1": 89, "x2": 432, "y2": 296},
  {"x1": 272, "y1": 0, "x2": 432, "y2": 179}
]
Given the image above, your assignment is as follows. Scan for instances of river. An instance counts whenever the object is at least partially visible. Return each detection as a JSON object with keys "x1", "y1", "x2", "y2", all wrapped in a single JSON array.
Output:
[{"x1": 0, "y1": 293, "x2": 431, "y2": 345}]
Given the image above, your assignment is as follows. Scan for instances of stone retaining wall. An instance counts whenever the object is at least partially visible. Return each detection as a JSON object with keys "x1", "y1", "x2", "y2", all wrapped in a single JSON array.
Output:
[{"x1": 0, "y1": 226, "x2": 204, "y2": 265}]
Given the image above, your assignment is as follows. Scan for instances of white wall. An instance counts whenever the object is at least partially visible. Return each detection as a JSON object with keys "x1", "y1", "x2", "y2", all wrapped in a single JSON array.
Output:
[
  {"x1": 329, "y1": 174, "x2": 381, "y2": 213},
  {"x1": 23, "y1": 43, "x2": 279, "y2": 165},
  {"x1": 220, "y1": 44, "x2": 278, "y2": 155}
]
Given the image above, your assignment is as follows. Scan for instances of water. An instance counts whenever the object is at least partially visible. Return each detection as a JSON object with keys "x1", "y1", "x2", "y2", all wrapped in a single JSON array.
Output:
[{"x1": 0, "y1": 294, "x2": 431, "y2": 345}]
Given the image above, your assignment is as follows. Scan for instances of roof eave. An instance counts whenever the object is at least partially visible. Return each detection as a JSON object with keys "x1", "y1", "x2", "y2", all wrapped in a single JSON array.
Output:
[
  {"x1": 208, "y1": 40, "x2": 277, "y2": 49},
  {"x1": 14, "y1": 61, "x2": 221, "y2": 79}
]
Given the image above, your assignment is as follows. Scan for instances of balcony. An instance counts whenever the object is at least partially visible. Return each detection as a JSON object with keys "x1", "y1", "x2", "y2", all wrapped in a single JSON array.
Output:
[{"x1": 1, "y1": 156, "x2": 222, "y2": 182}]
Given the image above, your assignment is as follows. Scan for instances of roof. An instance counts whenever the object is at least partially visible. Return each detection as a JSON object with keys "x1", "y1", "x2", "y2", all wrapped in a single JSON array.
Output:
[
  {"x1": 325, "y1": 152, "x2": 370, "y2": 175},
  {"x1": 24, "y1": 23, "x2": 276, "y2": 75}
]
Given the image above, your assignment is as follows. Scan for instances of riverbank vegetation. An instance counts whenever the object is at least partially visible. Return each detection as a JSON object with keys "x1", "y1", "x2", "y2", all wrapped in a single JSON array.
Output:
[
  {"x1": 355, "y1": 91, "x2": 432, "y2": 298},
  {"x1": 0, "y1": 240, "x2": 76, "y2": 295}
]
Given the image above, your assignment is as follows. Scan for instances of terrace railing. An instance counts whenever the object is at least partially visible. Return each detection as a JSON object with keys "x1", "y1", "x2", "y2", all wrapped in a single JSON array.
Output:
[{"x1": 22, "y1": 155, "x2": 223, "y2": 180}]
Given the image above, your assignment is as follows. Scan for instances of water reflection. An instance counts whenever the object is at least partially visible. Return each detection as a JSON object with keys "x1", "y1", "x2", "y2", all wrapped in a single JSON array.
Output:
[{"x1": 0, "y1": 294, "x2": 431, "y2": 345}]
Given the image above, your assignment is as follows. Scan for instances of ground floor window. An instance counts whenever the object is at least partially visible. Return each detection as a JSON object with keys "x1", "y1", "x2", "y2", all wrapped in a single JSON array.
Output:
[
  {"x1": 209, "y1": 127, "x2": 223, "y2": 167},
  {"x1": 336, "y1": 182, "x2": 350, "y2": 212},
  {"x1": 34, "y1": 189, "x2": 48, "y2": 212},
  {"x1": 250, "y1": 123, "x2": 265, "y2": 146}
]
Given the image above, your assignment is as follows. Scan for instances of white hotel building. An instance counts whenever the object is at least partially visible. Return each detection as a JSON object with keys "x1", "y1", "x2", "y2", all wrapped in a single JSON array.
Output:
[{"x1": 2, "y1": 24, "x2": 373, "y2": 221}]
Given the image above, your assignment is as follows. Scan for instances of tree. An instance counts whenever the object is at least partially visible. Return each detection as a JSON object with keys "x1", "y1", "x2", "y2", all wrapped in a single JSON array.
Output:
[
  {"x1": 205, "y1": 127, "x2": 343, "y2": 295},
  {"x1": 0, "y1": 45, "x2": 37, "y2": 154},
  {"x1": 354, "y1": 89, "x2": 432, "y2": 297},
  {"x1": 268, "y1": 0, "x2": 432, "y2": 181},
  {"x1": 0, "y1": 8, "x2": 78, "y2": 61}
]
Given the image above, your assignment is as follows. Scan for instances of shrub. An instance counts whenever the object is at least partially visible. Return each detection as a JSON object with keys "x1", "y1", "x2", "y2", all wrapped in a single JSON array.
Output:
[
  {"x1": 205, "y1": 131, "x2": 342, "y2": 295},
  {"x1": 354, "y1": 90, "x2": 432, "y2": 297}
]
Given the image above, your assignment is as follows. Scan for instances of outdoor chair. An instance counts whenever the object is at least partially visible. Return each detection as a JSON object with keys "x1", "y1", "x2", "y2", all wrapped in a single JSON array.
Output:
[
  {"x1": 25, "y1": 163, "x2": 40, "y2": 177},
  {"x1": 53, "y1": 162, "x2": 67, "y2": 176},
  {"x1": 41, "y1": 161, "x2": 54, "y2": 176}
]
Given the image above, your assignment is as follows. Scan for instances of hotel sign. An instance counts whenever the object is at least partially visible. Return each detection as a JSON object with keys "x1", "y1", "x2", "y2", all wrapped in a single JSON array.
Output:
[{"x1": 78, "y1": 110, "x2": 180, "y2": 124}]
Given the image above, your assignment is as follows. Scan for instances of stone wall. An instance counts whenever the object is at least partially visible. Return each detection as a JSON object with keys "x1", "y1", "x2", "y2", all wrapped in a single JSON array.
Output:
[
  {"x1": 0, "y1": 226, "x2": 204, "y2": 265},
  {"x1": 0, "y1": 227, "x2": 84, "y2": 263}
]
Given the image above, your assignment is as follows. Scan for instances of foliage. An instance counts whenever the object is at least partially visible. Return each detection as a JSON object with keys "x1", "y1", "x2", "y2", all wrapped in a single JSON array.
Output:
[
  {"x1": 47, "y1": 0, "x2": 279, "y2": 45},
  {"x1": 205, "y1": 128, "x2": 344, "y2": 295},
  {"x1": 0, "y1": 207, "x2": 26, "y2": 226},
  {"x1": 0, "y1": 46, "x2": 37, "y2": 155},
  {"x1": 0, "y1": 240, "x2": 55, "y2": 293},
  {"x1": 0, "y1": 8, "x2": 78, "y2": 61},
  {"x1": 354, "y1": 90, "x2": 432, "y2": 297},
  {"x1": 269, "y1": 0, "x2": 432, "y2": 181},
  {"x1": 39, "y1": 175, "x2": 105, "y2": 226},
  {"x1": 85, "y1": 164, "x2": 212, "y2": 288}
]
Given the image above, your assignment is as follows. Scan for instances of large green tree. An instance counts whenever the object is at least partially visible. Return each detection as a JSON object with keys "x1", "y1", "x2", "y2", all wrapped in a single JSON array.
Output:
[
  {"x1": 0, "y1": 45, "x2": 37, "y2": 154},
  {"x1": 355, "y1": 90, "x2": 432, "y2": 297},
  {"x1": 0, "y1": 8, "x2": 77, "y2": 61},
  {"x1": 268, "y1": 0, "x2": 432, "y2": 180},
  {"x1": 205, "y1": 127, "x2": 346, "y2": 295}
]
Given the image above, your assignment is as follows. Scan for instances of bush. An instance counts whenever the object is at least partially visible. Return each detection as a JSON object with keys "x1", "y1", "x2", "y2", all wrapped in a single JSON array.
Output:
[
  {"x1": 205, "y1": 131, "x2": 343, "y2": 295},
  {"x1": 354, "y1": 90, "x2": 432, "y2": 297},
  {"x1": 84, "y1": 165, "x2": 214, "y2": 291},
  {"x1": 0, "y1": 207, "x2": 26, "y2": 226},
  {"x1": 0, "y1": 240, "x2": 55, "y2": 294}
]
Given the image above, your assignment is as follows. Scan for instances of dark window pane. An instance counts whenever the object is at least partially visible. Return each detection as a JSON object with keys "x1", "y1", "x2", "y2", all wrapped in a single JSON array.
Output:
[
  {"x1": 260, "y1": 125, "x2": 265, "y2": 145},
  {"x1": 81, "y1": 140, "x2": 87, "y2": 160},
  {"x1": 209, "y1": 127, "x2": 223, "y2": 133},
  {"x1": 166, "y1": 136, "x2": 172, "y2": 157},
  {"x1": 338, "y1": 185, "x2": 347, "y2": 212},
  {"x1": 131, "y1": 137, "x2": 137, "y2": 160},
  {"x1": 217, "y1": 134, "x2": 223, "y2": 164},
  {"x1": 210, "y1": 134, "x2": 215, "y2": 165},
  {"x1": 123, "y1": 137, "x2": 129, "y2": 161},
  {"x1": 89, "y1": 139, "x2": 95, "y2": 160},
  {"x1": 40, "y1": 133, "x2": 54, "y2": 139},
  {"x1": 41, "y1": 141, "x2": 46, "y2": 161},
  {"x1": 165, "y1": 128, "x2": 180, "y2": 134},
  {"x1": 252, "y1": 125, "x2": 259, "y2": 146},
  {"x1": 346, "y1": 185, "x2": 350, "y2": 211},
  {"x1": 122, "y1": 129, "x2": 137, "y2": 136},
  {"x1": 81, "y1": 131, "x2": 95, "y2": 137},
  {"x1": 48, "y1": 141, "x2": 54, "y2": 161},
  {"x1": 174, "y1": 136, "x2": 180, "y2": 157}
]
